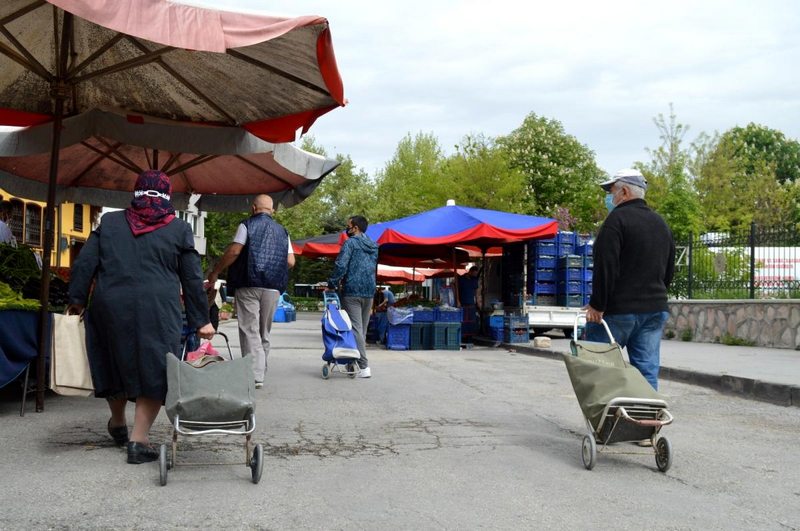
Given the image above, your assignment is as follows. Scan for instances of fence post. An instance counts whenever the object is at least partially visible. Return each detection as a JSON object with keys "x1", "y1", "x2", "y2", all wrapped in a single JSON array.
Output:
[
  {"x1": 687, "y1": 232, "x2": 693, "y2": 299},
  {"x1": 749, "y1": 222, "x2": 756, "y2": 299}
]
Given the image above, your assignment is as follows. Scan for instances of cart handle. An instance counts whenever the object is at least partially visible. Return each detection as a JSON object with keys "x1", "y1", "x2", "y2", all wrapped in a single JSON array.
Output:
[
  {"x1": 615, "y1": 406, "x2": 674, "y2": 427},
  {"x1": 573, "y1": 312, "x2": 616, "y2": 344}
]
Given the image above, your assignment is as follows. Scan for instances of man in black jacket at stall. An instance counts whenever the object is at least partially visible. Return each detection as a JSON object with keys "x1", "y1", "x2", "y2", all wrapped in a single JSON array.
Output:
[{"x1": 584, "y1": 168, "x2": 675, "y2": 392}]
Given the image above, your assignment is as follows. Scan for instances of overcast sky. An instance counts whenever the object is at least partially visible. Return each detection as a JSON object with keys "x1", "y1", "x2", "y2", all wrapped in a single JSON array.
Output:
[{"x1": 191, "y1": 0, "x2": 800, "y2": 178}]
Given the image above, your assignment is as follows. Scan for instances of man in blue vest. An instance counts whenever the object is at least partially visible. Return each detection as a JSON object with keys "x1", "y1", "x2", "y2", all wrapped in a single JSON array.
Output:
[{"x1": 207, "y1": 195, "x2": 295, "y2": 388}]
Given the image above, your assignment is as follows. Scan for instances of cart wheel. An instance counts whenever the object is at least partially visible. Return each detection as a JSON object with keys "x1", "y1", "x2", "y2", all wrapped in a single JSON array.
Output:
[
  {"x1": 347, "y1": 363, "x2": 356, "y2": 378},
  {"x1": 250, "y1": 443, "x2": 264, "y2": 484},
  {"x1": 655, "y1": 436, "x2": 672, "y2": 472},
  {"x1": 159, "y1": 444, "x2": 168, "y2": 486},
  {"x1": 321, "y1": 364, "x2": 330, "y2": 379},
  {"x1": 581, "y1": 434, "x2": 596, "y2": 470}
]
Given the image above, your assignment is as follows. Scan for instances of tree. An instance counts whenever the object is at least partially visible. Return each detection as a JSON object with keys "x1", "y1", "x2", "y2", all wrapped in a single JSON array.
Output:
[
  {"x1": 372, "y1": 132, "x2": 447, "y2": 221},
  {"x1": 695, "y1": 124, "x2": 797, "y2": 231},
  {"x1": 723, "y1": 123, "x2": 800, "y2": 185},
  {"x1": 438, "y1": 133, "x2": 527, "y2": 212},
  {"x1": 636, "y1": 105, "x2": 702, "y2": 240},
  {"x1": 497, "y1": 113, "x2": 605, "y2": 232}
]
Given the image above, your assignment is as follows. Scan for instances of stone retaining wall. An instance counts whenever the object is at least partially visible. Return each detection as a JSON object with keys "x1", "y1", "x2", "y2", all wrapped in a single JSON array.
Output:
[{"x1": 666, "y1": 300, "x2": 800, "y2": 349}]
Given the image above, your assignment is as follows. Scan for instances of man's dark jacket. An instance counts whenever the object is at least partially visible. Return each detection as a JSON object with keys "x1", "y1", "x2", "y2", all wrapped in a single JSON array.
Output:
[
  {"x1": 228, "y1": 213, "x2": 289, "y2": 293},
  {"x1": 589, "y1": 198, "x2": 675, "y2": 315}
]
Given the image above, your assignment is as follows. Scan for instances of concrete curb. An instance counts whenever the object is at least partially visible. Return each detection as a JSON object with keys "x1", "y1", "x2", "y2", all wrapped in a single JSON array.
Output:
[{"x1": 476, "y1": 339, "x2": 800, "y2": 408}]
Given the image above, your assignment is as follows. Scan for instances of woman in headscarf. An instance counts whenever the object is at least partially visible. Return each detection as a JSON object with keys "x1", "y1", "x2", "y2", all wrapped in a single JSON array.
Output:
[{"x1": 68, "y1": 170, "x2": 215, "y2": 464}]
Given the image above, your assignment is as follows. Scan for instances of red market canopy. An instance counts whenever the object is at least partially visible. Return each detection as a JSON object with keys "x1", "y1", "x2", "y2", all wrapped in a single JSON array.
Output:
[{"x1": 366, "y1": 203, "x2": 558, "y2": 249}]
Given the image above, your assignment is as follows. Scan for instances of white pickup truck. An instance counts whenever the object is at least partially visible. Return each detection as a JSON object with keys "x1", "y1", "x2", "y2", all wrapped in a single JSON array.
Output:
[{"x1": 525, "y1": 304, "x2": 584, "y2": 337}]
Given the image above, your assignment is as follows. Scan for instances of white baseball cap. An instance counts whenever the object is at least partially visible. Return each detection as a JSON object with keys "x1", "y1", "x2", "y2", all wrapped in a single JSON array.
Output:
[{"x1": 600, "y1": 168, "x2": 647, "y2": 192}]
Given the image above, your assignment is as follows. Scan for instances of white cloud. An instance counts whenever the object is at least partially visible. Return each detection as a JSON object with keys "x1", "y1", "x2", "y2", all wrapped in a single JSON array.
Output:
[{"x1": 213, "y1": 0, "x2": 800, "y2": 176}]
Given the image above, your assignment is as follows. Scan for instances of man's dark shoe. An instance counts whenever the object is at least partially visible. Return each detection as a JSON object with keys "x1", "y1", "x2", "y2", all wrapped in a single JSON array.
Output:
[
  {"x1": 127, "y1": 442, "x2": 158, "y2": 464},
  {"x1": 107, "y1": 419, "x2": 129, "y2": 446}
]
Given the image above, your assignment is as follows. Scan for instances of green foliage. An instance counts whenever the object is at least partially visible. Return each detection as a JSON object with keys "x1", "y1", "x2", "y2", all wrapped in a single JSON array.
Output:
[
  {"x1": 0, "y1": 244, "x2": 42, "y2": 292},
  {"x1": 720, "y1": 333, "x2": 755, "y2": 347},
  {"x1": 438, "y1": 134, "x2": 528, "y2": 212},
  {"x1": 670, "y1": 245, "x2": 751, "y2": 299},
  {"x1": 497, "y1": 112, "x2": 605, "y2": 231},
  {"x1": 290, "y1": 296, "x2": 322, "y2": 312},
  {"x1": 680, "y1": 329, "x2": 692, "y2": 342},
  {"x1": 372, "y1": 132, "x2": 448, "y2": 221},
  {"x1": 636, "y1": 105, "x2": 702, "y2": 240},
  {"x1": 695, "y1": 124, "x2": 798, "y2": 231}
]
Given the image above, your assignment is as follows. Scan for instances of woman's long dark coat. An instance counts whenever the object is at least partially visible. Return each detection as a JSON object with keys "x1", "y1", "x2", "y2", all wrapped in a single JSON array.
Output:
[{"x1": 68, "y1": 211, "x2": 208, "y2": 400}]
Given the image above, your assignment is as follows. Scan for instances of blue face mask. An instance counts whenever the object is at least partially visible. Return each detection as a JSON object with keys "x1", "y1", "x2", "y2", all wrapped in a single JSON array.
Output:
[{"x1": 604, "y1": 193, "x2": 616, "y2": 213}]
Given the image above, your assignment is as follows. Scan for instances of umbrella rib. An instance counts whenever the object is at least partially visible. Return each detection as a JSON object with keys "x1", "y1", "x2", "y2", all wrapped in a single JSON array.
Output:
[
  {"x1": 160, "y1": 151, "x2": 184, "y2": 173},
  {"x1": 227, "y1": 49, "x2": 330, "y2": 97},
  {"x1": 67, "y1": 33, "x2": 125, "y2": 78},
  {"x1": 69, "y1": 45, "x2": 174, "y2": 84},
  {"x1": 166, "y1": 154, "x2": 216, "y2": 175},
  {"x1": 81, "y1": 138, "x2": 142, "y2": 175},
  {"x1": 124, "y1": 37, "x2": 236, "y2": 124},
  {"x1": 0, "y1": 0, "x2": 53, "y2": 81},
  {"x1": 235, "y1": 155, "x2": 292, "y2": 188}
]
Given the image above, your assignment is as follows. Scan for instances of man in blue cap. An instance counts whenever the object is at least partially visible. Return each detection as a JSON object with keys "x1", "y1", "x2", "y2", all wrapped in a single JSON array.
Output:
[{"x1": 584, "y1": 169, "x2": 675, "y2": 396}]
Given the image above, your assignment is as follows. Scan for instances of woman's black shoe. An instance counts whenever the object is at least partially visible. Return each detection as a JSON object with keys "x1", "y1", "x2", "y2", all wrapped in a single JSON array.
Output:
[
  {"x1": 107, "y1": 419, "x2": 129, "y2": 446},
  {"x1": 127, "y1": 442, "x2": 158, "y2": 464}
]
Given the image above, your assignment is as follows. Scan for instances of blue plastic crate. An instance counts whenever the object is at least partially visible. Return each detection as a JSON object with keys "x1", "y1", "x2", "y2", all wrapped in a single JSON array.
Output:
[
  {"x1": 558, "y1": 255, "x2": 584, "y2": 269},
  {"x1": 534, "y1": 268, "x2": 556, "y2": 282},
  {"x1": 584, "y1": 256, "x2": 594, "y2": 269},
  {"x1": 409, "y1": 322, "x2": 432, "y2": 350},
  {"x1": 575, "y1": 243, "x2": 593, "y2": 256},
  {"x1": 583, "y1": 281, "x2": 593, "y2": 295},
  {"x1": 433, "y1": 322, "x2": 461, "y2": 350},
  {"x1": 489, "y1": 326, "x2": 504, "y2": 341},
  {"x1": 386, "y1": 324, "x2": 411, "y2": 350},
  {"x1": 557, "y1": 268, "x2": 583, "y2": 281},
  {"x1": 531, "y1": 294, "x2": 557, "y2": 306},
  {"x1": 556, "y1": 231, "x2": 575, "y2": 244},
  {"x1": 434, "y1": 307, "x2": 463, "y2": 322},
  {"x1": 532, "y1": 241, "x2": 557, "y2": 255},
  {"x1": 532, "y1": 281, "x2": 556, "y2": 294},
  {"x1": 485, "y1": 315, "x2": 504, "y2": 328},
  {"x1": 555, "y1": 242, "x2": 575, "y2": 257},
  {"x1": 412, "y1": 308, "x2": 435, "y2": 322},
  {"x1": 504, "y1": 315, "x2": 528, "y2": 329},
  {"x1": 575, "y1": 233, "x2": 592, "y2": 246},
  {"x1": 556, "y1": 294, "x2": 583, "y2": 307},
  {"x1": 558, "y1": 280, "x2": 583, "y2": 294},
  {"x1": 582, "y1": 269, "x2": 593, "y2": 282},
  {"x1": 534, "y1": 255, "x2": 557, "y2": 269},
  {"x1": 504, "y1": 325, "x2": 530, "y2": 343}
]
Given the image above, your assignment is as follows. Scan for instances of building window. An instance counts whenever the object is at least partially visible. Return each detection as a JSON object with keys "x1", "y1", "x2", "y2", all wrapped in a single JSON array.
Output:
[
  {"x1": 24, "y1": 204, "x2": 42, "y2": 246},
  {"x1": 9, "y1": 199, "x2": 24, "y2": 242},
  {"x1": 73, "y1": 204, "x2": 84, "y2": 232}
]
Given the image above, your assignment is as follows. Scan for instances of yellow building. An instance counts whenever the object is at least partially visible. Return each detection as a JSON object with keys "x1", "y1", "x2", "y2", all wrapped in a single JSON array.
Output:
[{"x1": 0, "y1": 187, "x2": 99, "y2": 268}]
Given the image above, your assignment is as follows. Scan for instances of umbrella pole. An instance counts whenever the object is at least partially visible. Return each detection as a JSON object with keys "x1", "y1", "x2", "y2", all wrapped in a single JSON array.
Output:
[
  {"x1": 452, "y1": 247, "x2": 460, "y2": 306},
  {"x1": 33, "y1": 14, "x2": 73, "y2": 413}
]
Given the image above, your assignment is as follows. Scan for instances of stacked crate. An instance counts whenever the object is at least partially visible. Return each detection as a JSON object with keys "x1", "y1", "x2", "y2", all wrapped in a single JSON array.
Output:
[
  {"x1": 433, "y1": 307, "x2": 462, "y2": 350},
  {"x1": 574, "y1": 240, "x2": 593, "y2": 305},
  {"x1": 504, "y1": 315, "x2": 529, "y2": 343},
  {"x1": 485, "y1": 314, "x2": 505, "y2": 342},
  {"x1": 527, "y1": 238, "x2": 557, "y2": 306},
  {"x1": 556, "y1": 254, "x2": 584, "y2": 307},
  {"x1": 410, "y1": 308, "x2": 435, "y2": 350}
]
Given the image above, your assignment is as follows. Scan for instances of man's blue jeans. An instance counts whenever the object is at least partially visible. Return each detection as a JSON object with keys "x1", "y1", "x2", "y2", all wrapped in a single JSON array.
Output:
[{"x1": 585, "y1": 311, "x2": 670, "y2": 390}]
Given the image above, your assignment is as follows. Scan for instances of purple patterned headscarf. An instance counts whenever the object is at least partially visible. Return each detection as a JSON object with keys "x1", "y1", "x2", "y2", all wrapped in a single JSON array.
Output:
[{"x1": 125, "y1": 170, "x2": 176, "y2": 236}]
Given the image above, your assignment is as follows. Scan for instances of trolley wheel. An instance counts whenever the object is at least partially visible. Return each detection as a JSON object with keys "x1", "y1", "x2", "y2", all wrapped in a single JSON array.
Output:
[
  {"x1": 581, "y1": 434, "x2": 597, "y2": 470},
  {"x1": 321, "y1": 364, "x2": 330, "y2": 379},
  {"x1": 346, "y1": 363, "x2": 356, "y2": 379},
  {"x1": 159, "y1": 444, "x2": 168, "y2": 486},
  {"x1": 655, "y1": 436, "x2": 672, "y2": 472},
  {"x1": 250, "y1": 443, "x2": 264, "y2": 484}
]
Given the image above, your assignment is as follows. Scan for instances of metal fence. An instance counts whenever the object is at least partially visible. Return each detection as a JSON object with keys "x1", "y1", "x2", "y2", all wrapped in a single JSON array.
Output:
[{"x1": 670, "y1": 223, "x2": 800, "y2": 299}]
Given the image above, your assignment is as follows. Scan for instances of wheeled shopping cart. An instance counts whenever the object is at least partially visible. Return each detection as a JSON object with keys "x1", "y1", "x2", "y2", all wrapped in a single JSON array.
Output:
[
  {"x1": 563, "y1": 314, "x2": 674, "y2": 472},
  {"x1": 160, "y1": 332, "x2": 264, "y2": 485},
  {"x1": 320, "y1": 293, "x2": 361, "y2": 379}
]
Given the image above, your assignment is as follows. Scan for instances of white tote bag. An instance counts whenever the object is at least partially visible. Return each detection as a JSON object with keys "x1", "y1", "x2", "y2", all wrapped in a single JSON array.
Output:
[{"x1": 50, "y1": 314, "x2": 94, "y2": 397}]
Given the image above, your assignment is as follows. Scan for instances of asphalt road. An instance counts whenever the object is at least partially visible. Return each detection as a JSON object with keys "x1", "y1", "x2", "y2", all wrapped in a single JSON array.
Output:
[{"x1": 0, "y1": 313, "x2": 798, "y2": 530}]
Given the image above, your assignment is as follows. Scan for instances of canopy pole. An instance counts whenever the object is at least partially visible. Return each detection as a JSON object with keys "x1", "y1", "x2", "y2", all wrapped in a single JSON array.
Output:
[
  {"x1": 480, "y1": 249, "x2": 487, "y2": 335},
  {"x1": 452, "y1": 247, "x2": 460, "y2": 306},
  {"x1": 32, "y1": 12, "x2": 74, "y2": 413}
]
